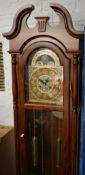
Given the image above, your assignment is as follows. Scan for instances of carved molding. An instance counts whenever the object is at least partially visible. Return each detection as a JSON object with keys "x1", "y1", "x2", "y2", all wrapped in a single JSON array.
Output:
[
  {"x1": 11, "y1": 54, "x2": 17, "y2": 64},
  {"x1": 50, "y1": 3, "x2": 83, "y2": 38},
  {"x1": 13, "y1": 101, "x2": 17, "y2": 110},
  {"x1": 72, "y1": 106, "x2": 78, "y2": 113},
  {"x1": 72, "y1": 53, "x2": 80, "y2": 64},
  {"x1": 35, "y1": 16, "x2": 49, "y2": 32},
  {"x1": 2, "y1": 4, "x2": 34, "y2": 39},
  {"x1": 3, "y1": 3, "x2": 83, "y2": 41},
  {"x1": 72, "y1": 59, "x2": 79, "y2": 65}
]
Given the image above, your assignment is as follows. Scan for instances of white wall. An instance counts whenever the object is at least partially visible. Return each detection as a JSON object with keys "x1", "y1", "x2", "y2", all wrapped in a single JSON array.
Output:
[{"x1": 0, "y1": 0, "x2": 85, "y2": 126}]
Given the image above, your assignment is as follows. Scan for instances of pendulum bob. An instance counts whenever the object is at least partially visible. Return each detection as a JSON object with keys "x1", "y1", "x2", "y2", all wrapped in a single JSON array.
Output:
[
  {"x1": 32, "y1": 136, "x2": 38, "y2": 167},
  {"x1": 56, "y1": 138, "x2": 62, "y2": 168}
]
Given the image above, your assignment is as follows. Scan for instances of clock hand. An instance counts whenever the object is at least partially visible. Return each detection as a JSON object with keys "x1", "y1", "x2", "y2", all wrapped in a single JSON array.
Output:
[
  {"x1": 39, "y1": 78, "x2": 45, "y2": 85},
  {"x1": 39, "y1": 77, "x2": 50, "y2": 86},
  {"x1": 44, "y1": 78, "x2": 49, "y2": 85},
  {"x1": 43, "y1": 78, "x2": 49, "y2": 86}
]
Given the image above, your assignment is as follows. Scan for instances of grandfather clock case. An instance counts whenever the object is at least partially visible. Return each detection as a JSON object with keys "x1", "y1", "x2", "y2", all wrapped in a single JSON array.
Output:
[{"x1": 3, "y1": 4, "x2": 83, "y2": 175}]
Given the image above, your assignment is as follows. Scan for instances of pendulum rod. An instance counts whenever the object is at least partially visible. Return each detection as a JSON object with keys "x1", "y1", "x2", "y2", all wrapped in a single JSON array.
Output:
[
  {"x1": 56, "y1": 113, "x2": 62, "y2": 170},
  {"x1": 32, "y1": 110, "x2": 38, "y2": 167}
]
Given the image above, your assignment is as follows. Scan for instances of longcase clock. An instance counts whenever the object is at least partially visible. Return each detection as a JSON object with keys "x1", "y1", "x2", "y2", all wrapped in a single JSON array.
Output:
[{"x1": 3, "y1": 3, "x2": 83, "y2": 175}]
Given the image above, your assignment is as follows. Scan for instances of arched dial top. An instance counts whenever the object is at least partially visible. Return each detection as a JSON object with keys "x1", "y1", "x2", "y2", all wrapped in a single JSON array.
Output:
[
  {"x1": 26, "y1": 48, "x2": 63, "y2": 105},
  {"x1": 31, "y1": 49, "x2": 60, "y2": 67}
]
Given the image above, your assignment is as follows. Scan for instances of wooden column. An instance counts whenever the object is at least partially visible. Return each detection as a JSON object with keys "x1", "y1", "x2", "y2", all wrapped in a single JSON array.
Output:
[
  {"x1": 71, "y1": 53, "x2": 79, "y2": 175},
  {"x1": 11, "y1": 54, "x2": 20, "y2": 175}
]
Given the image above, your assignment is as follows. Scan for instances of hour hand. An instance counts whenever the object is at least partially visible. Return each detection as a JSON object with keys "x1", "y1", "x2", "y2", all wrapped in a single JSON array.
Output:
[
  {"x1": 39, "y1": 78, "x2": 44, "y2": 84},
  {"x1": 39, "y1": 78, "x2": 49, "y2": 86}
]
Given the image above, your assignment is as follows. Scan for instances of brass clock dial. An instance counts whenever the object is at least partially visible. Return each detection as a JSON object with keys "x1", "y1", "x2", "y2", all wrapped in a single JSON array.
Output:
[{"x1": 27, "y1": 48, "x2": 63, "y2": 105}]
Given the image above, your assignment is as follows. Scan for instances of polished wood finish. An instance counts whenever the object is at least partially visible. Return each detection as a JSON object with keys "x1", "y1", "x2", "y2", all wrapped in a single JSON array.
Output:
[{"x1": 3, "y1": 3, "x2": 83, "y2": 175}]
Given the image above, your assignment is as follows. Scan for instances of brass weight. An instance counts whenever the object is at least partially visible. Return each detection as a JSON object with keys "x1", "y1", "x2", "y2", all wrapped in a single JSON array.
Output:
[
  {"x1": 56, "y1": 138, "x2": 62, "y2": 168},
  {"x1": 32, "y1": 136, "x2": 38, "y2": 167}
]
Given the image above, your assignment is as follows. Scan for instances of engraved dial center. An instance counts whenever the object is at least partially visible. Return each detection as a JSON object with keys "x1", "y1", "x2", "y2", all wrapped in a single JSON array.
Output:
[{"x1": 37, "y1": 75, "x2": 53, "y2": 93}]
